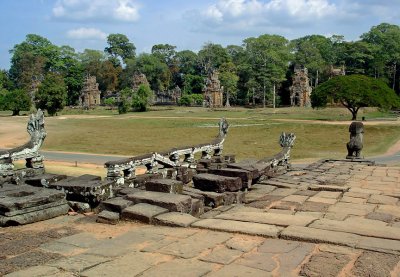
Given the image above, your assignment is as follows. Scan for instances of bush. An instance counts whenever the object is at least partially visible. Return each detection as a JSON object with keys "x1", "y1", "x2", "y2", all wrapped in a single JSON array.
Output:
[
  {"x1": 179, "y1": 94, "x2": 203, "y2": 106},
  {"x1": 132, "y1": 84, "x2": 153, "y2": 112}
]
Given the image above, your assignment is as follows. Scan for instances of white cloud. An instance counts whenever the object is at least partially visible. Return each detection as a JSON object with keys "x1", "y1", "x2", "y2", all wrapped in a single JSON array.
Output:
[
  {"x1": 66, "y1": 27, "x2": 107, "y2": 40},
  {"x1": 52, "y1": 0, "x2": 140, "y2": 22}
]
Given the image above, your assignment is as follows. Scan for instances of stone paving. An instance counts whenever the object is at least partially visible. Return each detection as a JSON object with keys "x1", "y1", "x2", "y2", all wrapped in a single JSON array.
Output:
[{"x1": 2, "y1": 159, "x2": 400, "y2": 276}]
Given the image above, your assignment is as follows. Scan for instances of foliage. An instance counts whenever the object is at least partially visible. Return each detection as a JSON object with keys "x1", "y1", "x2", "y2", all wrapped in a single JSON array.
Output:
[
  {"x1": 105, "y1": 34, "x2": 136, "y2": 65},
  {"x1": 134, "y1": 54, "x2": 171, "y2": 92},
  {"x1": 311, "y1": 74, "x2": 400, "y2": 120},
  {"x1": 219, "y1": 62, "x2": 239, "y2": 105},
  {"x1": 132, "y1": 84, "x2": 153, "y2": 112},
  {"x1": 117, "y1": 87, "x2": 132, "y2": 114},
  {"x1": 183, "y1": 74, "x2": 204, "y2": 95},
  {"x1": 0, "y1": 89, "x2": 31, "y2": 115},
  {"x1": 178, "y1": 94, "x2": 203, "y2": 106},
  {"x1": 104, "y1": 97, "x2": 116, "y2": 106},
  {"x1": 36, "y1": 73, "x2": 67, "y2": 116}
]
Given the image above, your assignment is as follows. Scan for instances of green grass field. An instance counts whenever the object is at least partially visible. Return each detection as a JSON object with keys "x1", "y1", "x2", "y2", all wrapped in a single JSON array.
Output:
[{"x1": 29, "y1": 106, "x2": 400, "y2": 162}]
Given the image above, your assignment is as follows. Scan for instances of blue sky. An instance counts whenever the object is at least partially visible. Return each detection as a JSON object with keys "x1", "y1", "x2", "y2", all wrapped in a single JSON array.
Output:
[{"x1": 1, "y1": 0, "x2": 399, "y2": 70}]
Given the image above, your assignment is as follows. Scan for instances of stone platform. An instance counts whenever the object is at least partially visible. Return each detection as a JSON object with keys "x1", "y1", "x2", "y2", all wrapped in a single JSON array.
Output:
[{"x1": 2, "y1": 159, "x2": 400, "y2": 276}]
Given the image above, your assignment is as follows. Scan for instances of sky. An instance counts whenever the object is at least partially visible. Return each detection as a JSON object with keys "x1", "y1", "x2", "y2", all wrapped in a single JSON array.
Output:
[{"x1": 0, "y1": 0, "x2": 399, "y2": 70}]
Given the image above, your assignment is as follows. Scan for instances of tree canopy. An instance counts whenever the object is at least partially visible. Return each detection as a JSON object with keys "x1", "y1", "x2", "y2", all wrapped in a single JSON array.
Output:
[{"x1": 311, "y1": 74, "x2": 400, "y2": 120}]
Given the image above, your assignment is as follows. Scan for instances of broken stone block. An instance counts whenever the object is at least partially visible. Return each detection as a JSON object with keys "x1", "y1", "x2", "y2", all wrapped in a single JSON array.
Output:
[
  {"x1": 116, "y1": 187, "x2": 141, "y2": 196},
  {"x1": 24, "y1": 173, "x2": 68, "y2": 187},
  {"x1": 145, "y1": 179, "x2": 183, "y2": 194},
  {"x1": 100, "y1": 197, "x2": 133, "y2": 213},
  {"x1": 193, "y1": 173, "x2": 242, "y2": 193},
  {"x1": 183, "y1": 187, "x2": 224, "y2": 208},
  {"x1": 97, "y1": 210, "x2": 120, "y2": 225},
  {"x1": 68, "y1": 201, "x2": 91, "y2": 213},
  {"x1": 208, "y1": 168, "x2": 253, "y2": 188},
  {"x1": 190, "y1": 198, "x2": 205, "y2": 217},
  {"x1": 126, "y1": 191, "x2": 192, "y2": 213},
  {"x1": 49, "y1": 175, "x2": 115, "y2": 205},
  {"x1": 153, "y1": 212, "x2": 199, "y2": 227},
  {"x1": 121, "y1": 203, "x2": 168, "y2": 223},
  {"x1": 224, "y1": 154, "x2": 236, "y2": 163},
  {"x1": 197, "y1": 159, "x2": 212, "y2": 168}
]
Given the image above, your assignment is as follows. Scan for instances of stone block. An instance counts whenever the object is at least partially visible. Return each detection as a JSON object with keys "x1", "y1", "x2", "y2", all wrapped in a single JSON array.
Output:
[
  {"x1": 96, "y1": 210, "x2": 120, "y2": 225},
  {"x1": 192, "y1": 218, "x2": 282, "y2": 237},
  {"x1": 208, "y1": 264, "x2": 269, "y2": 277},
  {"x1": 183, "y1": 187, "x2": 224, "y2": 208},
  {"x1": 199, "y1": 246, "x2": 243, "y2": 265},
  {"x1": 208, "y1": 168, "x2": 253, "y2": 188},
  {"x1": 190, "y1": 198, "x2": 204, "y2": 217},
  {"x1": 145, "y1": 178, "x2": 183, "y2": 194},
  {"x1": 367, "y1": 195, "x2": 398, "y2": 205},
  {"x1": 24, "y1": 173, "x2": 68, "y2": 187},
  {"x1": 153, "y1": 212, "x2": 199, "y2": 227},
  {"x1": 197, "y1": 159, "x2": 212, "y2": 168},
  {"x1": 100, "y1": 197, "x2": 132, "y2": 213},
  {"x1": 121, "y1": 203, "x2": 168, "y2": 223},
  {"x1": 126, "y1": 191, "x2": 192, "y2": 213},
  {"x1": 193, "y1": 173, "x2": 242, "y2": 193}
]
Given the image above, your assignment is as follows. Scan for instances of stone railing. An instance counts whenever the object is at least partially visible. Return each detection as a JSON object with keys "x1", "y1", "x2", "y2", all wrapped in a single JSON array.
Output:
[
  {"x1": 104, "y1": 118, "x2": 229, "y2": 184},
  {"x1": 0, "y1": 109, "x2": 47, "y2": 178}
]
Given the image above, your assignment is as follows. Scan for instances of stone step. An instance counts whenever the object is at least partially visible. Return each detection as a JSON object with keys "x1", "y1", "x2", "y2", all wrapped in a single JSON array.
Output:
[
  {"x1": 24, "y1": 173, "x2": 68, "y2": 187},
  {"x1": 153, "y1": 212, "x2": 199, "y2": 227},
  {"x1": 208, "y1": 168, "x2": 253, "y2": 188},
  {"x1": 121, "y1": 203, "x2": 168, "y2": 223},
  {"x1": 193, "y1": 173, "x2": 242, "y2": 193},
  {"x1": 191, "y1": 218, "x2": 282, "y2": 237},
  {"x1": 100, "y1": 197, "x2": 133, "y2": 213},
  {"x1": 96, "y1": 210, "x2": 120, "y2": 225},
  {"x1": 145, "y1": 178, "x2": 183, "y2": 194},
  {"x1": 125, "y1": 191, "x2": 192, "y2": 213}
]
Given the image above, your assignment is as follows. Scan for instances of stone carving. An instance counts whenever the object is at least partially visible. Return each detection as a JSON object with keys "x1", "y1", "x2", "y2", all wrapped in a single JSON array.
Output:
[
  {"x1": 154, "y1": 86, "x2": 182, "y2": 104},
  {"x1": 290, "y1": 65, "x2": 312, "y2": 107},
  {"x1": 330, "y1": 65, "x2": 345, "y2": 78},
  {"x1": 346, "y1": 122, "x2": 364, "y2": 159},
  {"x1": 105, "y1": 118, "x2": 229, "y2": 185},
  {"x1": 79, "y1": 75, "x2": 101, "y2": 108},
  {"x1": 132, "y1": 73, "x2": 150, "y2": 92},
  {"x1": 203, "y1": 70, "x2": 223, "y2": 108},
  {"x1": 0, "y1": 109, "x2": 47, "y2": 177}
]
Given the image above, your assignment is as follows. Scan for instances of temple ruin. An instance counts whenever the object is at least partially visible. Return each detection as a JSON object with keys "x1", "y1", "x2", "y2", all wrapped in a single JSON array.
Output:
[
  {"x1": 203, "y1": 70, "x2": 223, "y2": 108},
  {"x1": 132, "y1": 73, "x2": 150, "y2": 92},
  {"x1": 79, "y1": 75, "x2": 101, "y2": 108},
  {"x1": 330, "y1": 65, "x2": 346, "y2": 78},
  {"x1": 154, "y1": 86, "x2": 182, "y2": 105},
  {"x1": 290, "y1": 65, "x2": 312, "y2": 107}
]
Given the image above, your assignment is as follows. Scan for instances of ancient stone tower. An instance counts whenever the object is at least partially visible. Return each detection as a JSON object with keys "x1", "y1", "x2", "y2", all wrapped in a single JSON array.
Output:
[
  {"x1": 80, "y1": 75, "x2": 101, "y2": 107},
  {"x1": 132, "y1": 73, "x2": 150, "y2": 92},
  {"x1": 290, "y1": 65, "x2": 312, "y2": 107},
  {"x1": 203, "y1": 70, "x2": 223, "y2": 108}
]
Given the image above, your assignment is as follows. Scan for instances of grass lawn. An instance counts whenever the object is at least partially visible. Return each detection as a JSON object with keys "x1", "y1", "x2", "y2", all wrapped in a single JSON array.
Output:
[{"x1": 32, "y1": 106, "x2": 400, "y2": 162}]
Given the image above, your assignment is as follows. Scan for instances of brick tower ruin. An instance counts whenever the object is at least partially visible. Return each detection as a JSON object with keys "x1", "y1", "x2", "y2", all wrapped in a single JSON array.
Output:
[
  {"x1": 79, "y1": 75, "x2": 101, "y2": 108},
  {"x1": 203, "y1": 70, "x2": 223, "y2": 108},
  {"x1": 290, "y1": 65, "x2": 312, "y2": 107}
]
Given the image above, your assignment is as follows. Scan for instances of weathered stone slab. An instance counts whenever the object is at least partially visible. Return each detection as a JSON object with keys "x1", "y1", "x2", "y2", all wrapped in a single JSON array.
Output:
[
  {"x1": 300, "y1": 251, "x2": 351, "y2": 277},
  {"x1": 192, "y1": 218, "x2": 282, "y2": 237},
  {"x1": 351, "y1": 251, "x2": 400, "y2": 277},
  {"x1": 126, "y1": 191, "x2": 192, "y2": 212},
  {"x1": 0, "y1": 203, "x2": 69, "y2": 226},
  {"x1": 145, "y1": 178, "x2": 183, "y2": 194},
  {"x1": 280, "y1": 225, "x2": 360, "y2": 248},
  {"x1": 121, "y1": 203, "x2": 168, "y2": 223},
  {"x1": 0, "y1": 185, "x2": 65, "y2": 213},
  {"x1": 209, "y1": 264, "x2": 272, "y2": 277},
  {"x1": 208, "y1": 168, "x2": 253, "y2": 188},
  {"x1": 140, "y1": 258, "x2": 214, "y2": 277},
  {"x1": 225, "y1": 236, "x2": 264, "y2": 252},
  {"x1": 368, "y1": 194, "x2": 398, "y2": 205},
  {"x1": 375, "y1": 205, "x2": 400, "y2": 217},
  {"x1": 24, "y1": 173, "x2": 68, "y2": 187},
  {"x1": 216, "y1": 211, "x2": 316, "y2": 227},
  {"x1": 48, "y1": 253, "x2": 111, "y2": 274},
  {"x1": 327, "y1": 202, "x2": 375, "y2": 216},
  {"x1": 193, "y1": 173, "x2": 242, "y2": 193},
  {"x1": 237, "y1": 252, "x2": 277, "y2": 272},
  {"x1": 183, "y1": 187, "x2": 224, "y2": 208},
  {"x1": 100, "y1": 197, "x2": 132, "y2": 213},
  {"x1": 153, "y1": 212, "x2": 199, "y2": 227},
  {"x1": 96, "y1": 210, "x2": 120, "y2": 225},
  {"x1": 310, "y1": 218, "x2": 400, "y2": 241},
  {"x1": 200, "y1": 246, "x2": 243, "y2": 265},
  {"x1": 49, "y1": 176, "x2": 115, "y2": 204}
]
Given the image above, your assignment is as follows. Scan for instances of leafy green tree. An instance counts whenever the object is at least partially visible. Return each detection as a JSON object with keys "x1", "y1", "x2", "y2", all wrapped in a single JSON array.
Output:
[
  {"x1": 219, "y1": 62, "x2": 239, "y2": 106},
  {"x1": 105, "y1": 34, "x2": 136, "y2": 65},
  {"x1": 36, "y1": 73, "x2": 67, "y2": 116},
  {"x1": 134, "y1": 53, "x2": 171, "y2": 92},
  {"x1": 118, "y1": 88, "x2": 132, "y2": 114},
  {"x1": 151, "y1": 44, "x2": 177, "y2": 65},
  {"x1": 183, "y1": 74, "x2": 204, "y2": 95},
  {"x1": 0, "y1": 89, "x2": 31, "y2": 116},
  {"x1": 132, "y1": 84, "x2": 153, "y2": 112},
  {"x1": 198, "y1": 43, "x2": 230, "y2": 73},
  {"x1": 244, "y1": 34, "x2": 291, "y2": 107},
  {"x1": 175, "y1": 50, "x2": 199, "y2": 75},
  {"x1": 312, "y1": 74, "x2": 400, "y2": 120}
]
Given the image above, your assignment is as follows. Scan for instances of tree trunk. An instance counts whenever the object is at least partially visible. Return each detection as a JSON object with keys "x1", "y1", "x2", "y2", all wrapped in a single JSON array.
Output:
[
  {"x1": 263, "y1": 81, "x2": 266, "y2": 108},
  {"x1": 12, "y1": 110, "x2": 20, "y2": 116},
  {"x1": 315, "y1": 70, "x2": 319, "y2": 87},
  {"x1": 393, "y1": 62, "x2": 397, "y2": 90},
  {"x1": 273, "y1": 83, "x2": 276, "y2": 109}
]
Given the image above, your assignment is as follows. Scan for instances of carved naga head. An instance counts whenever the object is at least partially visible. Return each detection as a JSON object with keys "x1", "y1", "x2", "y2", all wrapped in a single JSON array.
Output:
[
  {"x1": 218, "y1": 117, "x2": 229, "y2": 138},
  {"x1": 27, "y1": 109, "x2": 47, "y2": 142},
  {"x1": 279, "y1": 132, "x2": 296, "y2": 148}
]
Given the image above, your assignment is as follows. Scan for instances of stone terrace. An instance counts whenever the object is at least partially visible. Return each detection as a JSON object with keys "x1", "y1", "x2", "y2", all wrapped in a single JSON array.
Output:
[{"x1": 1, "y1": 159, "x2": 400, "y2": 276}]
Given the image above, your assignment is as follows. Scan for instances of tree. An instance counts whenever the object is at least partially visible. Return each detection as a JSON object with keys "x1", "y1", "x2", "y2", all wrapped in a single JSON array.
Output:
[
  {"x1": 36, "y1": 73, "x2": 67, "y2": 116},
  {"x1": 219, "y1": 62, "x2": 239, "y2": 106},
  {"x1": 183, "y1": 74, "x2": 204, "y2": 95},
  {"x1": 105, "y1": 34, "x2": 136, "y2": 65},
  {"x1": 118, "y1": 88, "x2": 132, "y2": 114},
  {"x1": 311, "y1": 74, "x2": 400, "y2": 120},
  {"x1": 134, "y1": 53, "x2": 171, "y2": 92},
  {"x1": 151, "y1": 44, "x2": 177, "y2": 65},
  {"x1": 0, "y1": 89, "x2": 31, "y2": 115},
  {"x1": 198, "y1": 43, "x2": 230, "y2": 73},
  {"x1": 132, "y1": 84, "x2": 153, "y2": 112}
]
